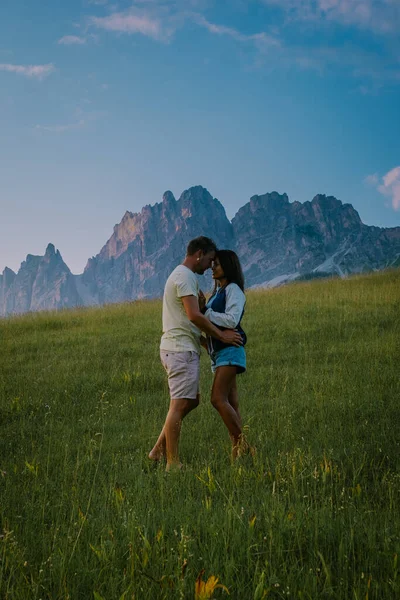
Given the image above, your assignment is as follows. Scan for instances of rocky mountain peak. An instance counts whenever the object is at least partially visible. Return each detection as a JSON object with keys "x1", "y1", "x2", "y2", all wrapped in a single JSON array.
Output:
[
  {"x1": 0, "y1": 244, "x2": 76, "y2": 316},
  {"x1": 249, "y1": 191, "x2": 289, "y2": 211},
  {"x1": 0, "y1": 269, "x2": 16, "y2": 314},
  {"x1": 180, "y1": 186, "x2": 213, "y2": 213},
  {"x1": 310, "y1": 193, "x2": 362, "y2": 229},
  {"x1": 96, "y1": 208, "x2": 144, "y2": 263},
  {"x1": 178, "y1": 185, "x2": 232, "y2": 236},
  {"x1": 45, "y1": 242, "x2": 56, "y2": 256},
  {"x1": 90, "y1": 185, "x2": 233, "y2": 268},
  {"x1": 121, "y1": 210, "x2": 134, "y2": 223},
  {"x1": 180, "y1": 185, "x2": 211, "y2": 202},
  {"x1": 161, "y1": 191, "x2": 177, "y2": 220},
  {"x1": 311, "y1": 194, "x2": 341, "y2": 207},
  {"x1": 162, "y1": 190, "x2": 176, "y2": 205},
  {"x1": 44, "y1": 243, "x2": 64, "y2": 263},
  {"x1": 2, "y1": 267, "x2": 16, "y2": 285},
  {"x1": 232, "y1": 192, "x2": 290, "y2": 225},
  {"x1": 25, "y1": 254, "x2": 41, "y2": 265}
]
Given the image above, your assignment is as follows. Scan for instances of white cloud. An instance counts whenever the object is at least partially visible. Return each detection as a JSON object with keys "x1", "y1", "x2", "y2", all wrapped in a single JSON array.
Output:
[
  {"x1": 88, "y1": 1, "x2": 212, "y2": 43},
  {"x1": 194, "y1": 18, "x2": 396, "y2": 85},
  {"x1": 58, "y1": 35, "x2": 87, "y2": 45},
  {"x1": 85, "y1": 1, "x2": 397, "y2": 87},
  {"x1": 90, "y1": 11, "x2": 163, "y2": 40},
  {"x1": 260, "y1": 0, "x2": 400, "y2": 35},
  {"x1": 195, "y1": 15, "x2": 280, "y2": 48},
  {"x1": 0, "y1": 63, "x2": 55, "y2": 79},
  {"x1": 379, "y1": 167, "x2": 400, "y2": 211},
  {"x1": 365, "y1": 173, "x2": 379, "y2": 186},
  {"x1": 365, "y1": 167, "x2": 400, "y2": 211},
  {"x1": 277, "y1": 41, "x2": 400, "y2": 88},
  {"x1": 90, "y1": 5, "x2": 267, "y2": 46}
]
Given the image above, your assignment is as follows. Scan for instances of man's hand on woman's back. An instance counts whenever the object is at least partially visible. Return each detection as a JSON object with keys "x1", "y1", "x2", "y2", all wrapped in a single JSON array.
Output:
[
  {"x1": 182, "y1": 295, "x2": 243, "y2": 347},
  {"x1": 219, "y1": 329, "x2": 243, "y2": 347}
]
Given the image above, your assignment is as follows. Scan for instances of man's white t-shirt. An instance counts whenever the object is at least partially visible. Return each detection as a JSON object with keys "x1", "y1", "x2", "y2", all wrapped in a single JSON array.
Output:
[{"x1": 160, "y1": 265, "x2": 201, "y2": 354}]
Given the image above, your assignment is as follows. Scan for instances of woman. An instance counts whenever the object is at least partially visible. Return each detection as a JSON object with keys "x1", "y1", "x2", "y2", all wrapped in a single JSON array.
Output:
[{"x1": 202, "y1": 249, "x2": 249, "y2": 459}]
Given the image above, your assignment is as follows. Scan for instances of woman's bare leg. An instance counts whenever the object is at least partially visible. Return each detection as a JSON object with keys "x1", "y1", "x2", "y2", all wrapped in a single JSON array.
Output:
[
  {"x1": 228, "y1": 378, "x2": 242, "y2": 428},
  {"x1": 226, "y1": 378, "x2": 248, "y2": 457},
  {"x1": 211, "y1": 366, "x2": 242, "y2": 454}
]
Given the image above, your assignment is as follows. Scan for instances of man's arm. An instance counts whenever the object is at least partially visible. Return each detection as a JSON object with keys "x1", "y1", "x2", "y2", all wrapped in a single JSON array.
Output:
[{"x1": 181, "y1": 296, "x2": 243, "y2": 347}]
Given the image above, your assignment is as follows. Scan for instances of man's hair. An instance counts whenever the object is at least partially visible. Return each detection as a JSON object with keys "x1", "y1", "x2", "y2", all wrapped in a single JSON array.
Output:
[
  {"x1": 215, "y1": 249, "x2": 245, "y2": 292},
  {"x1": 186, "y1": 236, "x2": 218, "y2": 256}
]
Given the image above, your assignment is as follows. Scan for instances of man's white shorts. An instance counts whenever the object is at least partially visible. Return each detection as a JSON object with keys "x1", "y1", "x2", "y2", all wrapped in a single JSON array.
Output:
[{"x1": 160, "y1": 350, "x2": 200, "y2": 400}]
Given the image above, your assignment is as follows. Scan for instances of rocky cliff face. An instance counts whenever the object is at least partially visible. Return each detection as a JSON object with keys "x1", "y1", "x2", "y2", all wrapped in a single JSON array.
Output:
[
  {"x1": 81, "y1": 186, "x2": 233, "y2": 304},
  {"x1": 0, "y1": 267, "x2": 17, "y2": 316},
  {"x1": 0, "y1": 244, "x2": 80, "y2": 316},
  {"x1": 232, "y1": 192, "x2": 367, "y2": 284},
  {"x1": 1, "y1": 186, "x2": 399, "y2": 316}
]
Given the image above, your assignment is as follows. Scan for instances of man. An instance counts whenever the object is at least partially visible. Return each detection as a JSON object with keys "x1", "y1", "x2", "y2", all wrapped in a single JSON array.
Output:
[{"x1": 149, "y1": 236, "x2": 243, "y2": 471}]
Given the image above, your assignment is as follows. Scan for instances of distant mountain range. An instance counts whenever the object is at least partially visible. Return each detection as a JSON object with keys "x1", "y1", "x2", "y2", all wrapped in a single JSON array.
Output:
[{"x1": 1, "y1": 186, "x2": 400, "y2": 316}]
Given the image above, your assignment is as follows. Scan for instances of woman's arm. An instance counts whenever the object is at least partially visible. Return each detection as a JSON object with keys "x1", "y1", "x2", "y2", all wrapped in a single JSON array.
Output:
[{"x1": 204, "y1": 284, "x2": 245, "y2": 329}]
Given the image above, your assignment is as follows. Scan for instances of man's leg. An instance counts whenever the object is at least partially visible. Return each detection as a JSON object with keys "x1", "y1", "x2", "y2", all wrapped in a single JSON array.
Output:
[
  {"x1": 149, "y1": 393, "x2": 200, "y2": 463},
  {"x1": 148, "y1": 426, "x2": 167, "y2": 461},
  {"x1": 150, "y1": 350, "x2": 199, "y2": 468},
  {"x1": 164, "y1": 395, "x2": 199, "y2": 470}
]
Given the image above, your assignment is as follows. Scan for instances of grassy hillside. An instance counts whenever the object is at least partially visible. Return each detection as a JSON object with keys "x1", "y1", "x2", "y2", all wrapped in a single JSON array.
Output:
[{"x1": 1, "y1": 270, "x2": 399, "y2": 599}]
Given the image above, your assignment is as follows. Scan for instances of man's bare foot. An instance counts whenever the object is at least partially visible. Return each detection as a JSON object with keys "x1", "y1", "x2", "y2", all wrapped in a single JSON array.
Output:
[{"x1": 165, "y1": 461, "x2": 183, "y2": 473}]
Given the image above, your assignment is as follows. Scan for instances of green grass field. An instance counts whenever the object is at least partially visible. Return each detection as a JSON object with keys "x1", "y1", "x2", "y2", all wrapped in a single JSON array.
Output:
[{"x1": 1, "y1": 270, "x2": 400, "y2": 600}]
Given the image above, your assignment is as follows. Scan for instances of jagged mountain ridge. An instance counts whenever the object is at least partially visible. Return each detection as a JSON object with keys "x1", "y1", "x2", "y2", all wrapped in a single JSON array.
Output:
[
  {"x1": 1, "y1": 186, "x2": 400, "y2": 316},
  {"x1": 80, "y1": 187, "x2": 234, "y2": 304},
  {"x1": 0, "y1": 244, "x2": 80, "y2": 316}
]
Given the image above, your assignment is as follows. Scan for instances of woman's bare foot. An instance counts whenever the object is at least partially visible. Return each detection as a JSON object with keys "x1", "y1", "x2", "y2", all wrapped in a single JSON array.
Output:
[
  {"x1": 232, "y1": 436, "x2": 256, "y2": 460},
  {"x1": 148, "y1": 448, "x2": 166, "y2": 462}
]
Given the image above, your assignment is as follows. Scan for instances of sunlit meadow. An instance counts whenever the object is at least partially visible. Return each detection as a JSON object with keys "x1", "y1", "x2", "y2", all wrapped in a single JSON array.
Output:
[{"x1": 1, "y1": 270, "x2": 399, "y2": 599}]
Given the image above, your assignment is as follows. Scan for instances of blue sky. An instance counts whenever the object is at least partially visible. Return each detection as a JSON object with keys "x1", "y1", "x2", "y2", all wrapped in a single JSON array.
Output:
[{"x1": 1, "y1": 0, "x2": 399, "y2": 275}]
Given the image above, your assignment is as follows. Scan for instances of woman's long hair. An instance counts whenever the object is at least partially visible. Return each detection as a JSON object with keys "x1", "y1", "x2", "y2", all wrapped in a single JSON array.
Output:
[{"x1": 212, "y1": 249, "x2": 245, "y2": 294}]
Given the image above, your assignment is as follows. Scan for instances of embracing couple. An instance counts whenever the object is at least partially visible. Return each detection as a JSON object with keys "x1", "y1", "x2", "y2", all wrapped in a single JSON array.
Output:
[{"x1": 149, "y1": 236, "x2": 250, "y2": 471}]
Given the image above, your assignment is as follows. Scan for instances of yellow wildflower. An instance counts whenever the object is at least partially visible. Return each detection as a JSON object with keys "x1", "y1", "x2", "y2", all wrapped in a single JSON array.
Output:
[{"x1": 195, "y1": 569, "x2": 229, "y2": 599}]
